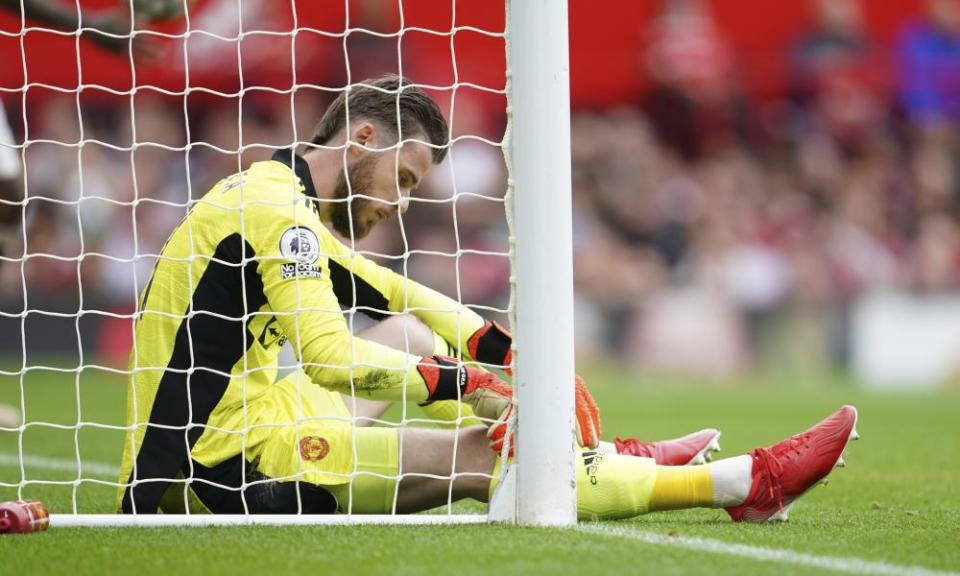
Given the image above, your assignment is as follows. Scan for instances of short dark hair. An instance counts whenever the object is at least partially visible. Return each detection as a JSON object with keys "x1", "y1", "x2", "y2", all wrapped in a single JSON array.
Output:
[{"x1": 310, "y1": 75, "x2": 449, "y2": 164}]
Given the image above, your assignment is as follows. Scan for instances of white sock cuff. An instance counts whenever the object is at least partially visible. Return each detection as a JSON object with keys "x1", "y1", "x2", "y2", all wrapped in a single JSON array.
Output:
[{"x1": 709, "y1": 454, "x2": 753, "y2": 508}]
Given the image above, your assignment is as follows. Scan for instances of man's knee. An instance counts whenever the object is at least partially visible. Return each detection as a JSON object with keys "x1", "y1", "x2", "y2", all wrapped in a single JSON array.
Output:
[{"x1": 366, "y1": 314, "x2": 436, "y2": 357}]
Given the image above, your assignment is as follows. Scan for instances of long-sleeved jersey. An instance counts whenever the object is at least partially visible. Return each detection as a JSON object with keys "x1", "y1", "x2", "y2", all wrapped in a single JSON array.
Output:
[{"x1": 117, "y1": 150, "x2": 508, "y2": 513}]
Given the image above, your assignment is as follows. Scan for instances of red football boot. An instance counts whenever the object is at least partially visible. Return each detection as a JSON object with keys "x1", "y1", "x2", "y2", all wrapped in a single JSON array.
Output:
[
  {"x1": 726, "y1": 405, "x2": 860, "y2": 523},
  {"x1": 614, "y1": 429, "x2": 722, "y2": 465}
]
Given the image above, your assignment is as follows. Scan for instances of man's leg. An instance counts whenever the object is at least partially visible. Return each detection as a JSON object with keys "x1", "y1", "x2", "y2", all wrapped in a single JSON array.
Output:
[
  {"x1": 329, "y1": 422, "x2": 688, "y2": 517},
  {"x1": 330, "y1": 405, "x2": 858, "y2": 523},
  {"x1": 327, "y1": 425, "x2": 743, "y2": 518},
  {"x1": 329, "y1": 425, "x2": 495, "y2": 514}
]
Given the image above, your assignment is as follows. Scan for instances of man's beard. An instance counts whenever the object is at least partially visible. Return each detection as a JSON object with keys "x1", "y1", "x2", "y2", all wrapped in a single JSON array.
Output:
[{"x1": 329, "y1": 156, "x2": 377, "y2": 240}]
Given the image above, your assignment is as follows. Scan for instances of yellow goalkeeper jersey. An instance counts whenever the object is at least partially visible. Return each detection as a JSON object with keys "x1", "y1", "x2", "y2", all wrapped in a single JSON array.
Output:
[{"x1": 117, "y1": 150, "x2": 488, "y2": 513}]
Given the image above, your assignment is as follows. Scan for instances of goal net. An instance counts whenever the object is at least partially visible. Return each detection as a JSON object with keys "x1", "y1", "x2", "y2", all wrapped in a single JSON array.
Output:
[{"x1": 0, "y1": 0, "x2": 574, "y2": 527}]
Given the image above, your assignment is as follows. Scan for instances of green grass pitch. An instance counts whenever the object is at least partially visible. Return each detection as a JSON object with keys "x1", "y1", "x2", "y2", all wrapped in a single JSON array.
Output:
[{"x1": 1, "y1": 362, "x2": 958, "y2": 575}]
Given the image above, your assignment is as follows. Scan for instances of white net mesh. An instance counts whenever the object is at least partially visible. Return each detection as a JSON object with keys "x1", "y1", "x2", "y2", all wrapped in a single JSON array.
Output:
[{"x1": 0, "y1": 0, "x2": 511, "y2": 521}]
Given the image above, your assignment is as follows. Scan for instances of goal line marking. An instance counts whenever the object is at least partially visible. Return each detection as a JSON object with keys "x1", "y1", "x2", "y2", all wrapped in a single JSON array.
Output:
[
  {"x1": 578, "y1": 524, "x2": 957, "y2": 576},
  {"x1": 0, "y1": 452, "x2": 120, "y2": 478}
]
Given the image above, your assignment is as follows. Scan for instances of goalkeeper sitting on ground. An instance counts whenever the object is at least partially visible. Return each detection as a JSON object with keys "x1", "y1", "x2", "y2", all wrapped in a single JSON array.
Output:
[{"x1": 117, "y1": 75, "x2": 858, "y2": 521}]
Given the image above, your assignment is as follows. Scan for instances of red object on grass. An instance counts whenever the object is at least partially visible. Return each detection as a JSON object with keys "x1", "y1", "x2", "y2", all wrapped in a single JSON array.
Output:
[
  {"x1": 615, "y1": 428, "x2": 722, "y2": 466},
  {"x1": 0, "y1": 499, "x2": 50, "y2": 534},
  {"x1": 727, "y1": 405, "x2": 858, "y2": 522}
]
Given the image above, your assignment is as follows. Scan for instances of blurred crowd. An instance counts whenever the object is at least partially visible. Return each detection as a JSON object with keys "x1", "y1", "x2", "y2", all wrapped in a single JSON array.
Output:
[
  {"x1": 571, "y1": 0, "x2": 960, "y2": 372},
  {"x1": 1, "y1": 0, "x2": 959, "y2": 374}
]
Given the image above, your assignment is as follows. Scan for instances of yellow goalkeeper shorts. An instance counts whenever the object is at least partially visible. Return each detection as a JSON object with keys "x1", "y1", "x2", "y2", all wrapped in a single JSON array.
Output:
[
  {"x1": 160, "y1": 370, "x2": 399, "y2": 514},
  {"x1": 248, "y1": 370, "x2": 356, "y2": 487}
]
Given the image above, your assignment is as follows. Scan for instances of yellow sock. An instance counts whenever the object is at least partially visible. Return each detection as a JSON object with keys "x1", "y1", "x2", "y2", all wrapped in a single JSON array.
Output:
[
  {"x1": 575, "y1": 452, "x2": 713, "y2": 520},
  {"x1": 419, "y1": 331, "x2": 482, "y2": 427},
  {"x1": 648, "y1": 465, "x2": 713, "y2": 511},
  {"x1": 488, "y1": 452, "x2": 663, "y2": 521},
  {"x1": 489, "y1": 453, "x2": 712, "y2": 520},
  {"x1": 576, "y1": 451, "x2": 658, "y2": 520}
]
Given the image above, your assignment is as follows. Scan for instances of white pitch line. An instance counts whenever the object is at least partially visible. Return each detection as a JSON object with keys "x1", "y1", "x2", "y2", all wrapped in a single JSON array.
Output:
[
  {"x1": 0, "y1": 452, "x2": 119, "y2": 478},
  {"x1": 579, "y1": 524, "x2": 958, "y2": 576}
]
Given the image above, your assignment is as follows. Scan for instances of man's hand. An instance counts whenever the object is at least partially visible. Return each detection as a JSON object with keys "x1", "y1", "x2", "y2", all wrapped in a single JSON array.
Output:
[
  {"x1": 417, "y1": 355, "x2": 514, "y2": 421},
  {"x1": 575, "y1": 375, "x2": 601, "y2": 449},
  {"x1": 467, "y1": 320, "x2": 513, "y2": 373},
  {"x1": 418, "y1": 355, "x2": 514, "y2": 452},
  {"x1": 417, "y1": 356, "x2": 603, "y2": 452},
  {"x1": 484, "y1": 375, "x2": 601, "y2": 454}
]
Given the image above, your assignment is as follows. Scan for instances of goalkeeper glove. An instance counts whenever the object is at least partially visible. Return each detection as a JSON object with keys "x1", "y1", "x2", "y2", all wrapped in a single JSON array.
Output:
[
  {"x1": 417, "y1": 356, "x2": 603, "y2": 453},
  {"x1": 467, "y1": 320, "x2": 601, "y2": 448},
  {"x1": 467, "y1": 320, "x2": 513, "y2": 373},
  {"x1": 486, "y1": 375, "x2": 601, "y2": 453},
  {"x1": 418, "y1": 355, "x2": 515, "y2": 453},
  {"x1": 418, "y1": 355, "x2": 514, "y2": 422},
  {"x1": 575, "y1": 375, "x2": 601, "y2": 449}
]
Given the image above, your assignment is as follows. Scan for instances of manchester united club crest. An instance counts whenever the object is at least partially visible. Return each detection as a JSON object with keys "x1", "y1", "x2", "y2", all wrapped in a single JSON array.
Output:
[{"x1": 299, "y1": 435, "x2": 330, "y2": 462}]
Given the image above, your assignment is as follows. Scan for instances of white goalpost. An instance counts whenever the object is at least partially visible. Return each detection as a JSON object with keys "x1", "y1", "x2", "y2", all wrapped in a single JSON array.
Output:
[
  {"x1": 0, "y1": 0, "x2": 575, "y2": 529},
  {"x1": 501, "y1": 0, "x2": 576, "y2": 526}
]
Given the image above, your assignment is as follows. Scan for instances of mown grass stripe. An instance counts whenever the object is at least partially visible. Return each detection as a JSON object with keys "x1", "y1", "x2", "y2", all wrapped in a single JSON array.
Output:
[{"x1": 0, "y1": 452, "x2": 119, "y2": 478}]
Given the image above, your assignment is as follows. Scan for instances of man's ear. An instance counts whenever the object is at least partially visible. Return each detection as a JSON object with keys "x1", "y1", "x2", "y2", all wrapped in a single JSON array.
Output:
[{"x1": 348, "y1": 123, "x2": 376, "y2": 158}]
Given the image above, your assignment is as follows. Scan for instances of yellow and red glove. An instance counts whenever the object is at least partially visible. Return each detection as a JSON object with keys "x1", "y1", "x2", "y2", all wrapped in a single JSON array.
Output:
[
  {"x1": 574, "y1": 375, "x2": 601, "y2": 449},
  {"x1": 418, "y1": 352, "x2": 603, "y2": 453},
  {"x1": 418, "y1": 355, "x2": 514, "y2": 452},
  {"x1": 467, "y1": 320, "x2": 513, "y2": 374},
  {"x1": 486, "y1": 375, "x2": 601, "y2": 454}
]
